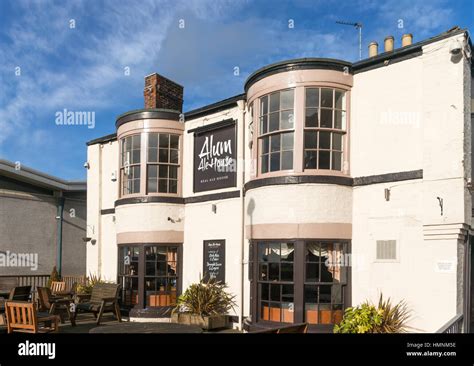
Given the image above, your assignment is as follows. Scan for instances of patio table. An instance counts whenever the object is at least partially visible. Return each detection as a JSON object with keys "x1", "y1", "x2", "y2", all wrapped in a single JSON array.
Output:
[{"x1": 89, "y1": 321, "x2": 203, "y2": 334}]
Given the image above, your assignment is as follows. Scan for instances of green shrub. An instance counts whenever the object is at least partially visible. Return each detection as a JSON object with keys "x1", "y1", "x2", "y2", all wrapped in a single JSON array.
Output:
[
  {"x1": 334, "y1": 294, "x2": 411, "y2": 333},
  {"x1": 174, "y1": 278, "x2": 236, "y2": 317},
  {"x1": 75, "y1": 273, "x2": 108, "y2": 295},
  {"x1": 47, "y1": 266, "x2": 61, "y2": 288}
]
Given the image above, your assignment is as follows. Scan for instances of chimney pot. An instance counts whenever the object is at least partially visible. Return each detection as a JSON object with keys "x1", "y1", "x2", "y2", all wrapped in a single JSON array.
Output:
[
  {"x1": 144, "y1": 73, "x2": 183, "y2": 112},
  {"x1": 384, "y1": 36, "x2": 394, "y2": 52},
  {"x1": 402, "y1": 33, "x2": 413, "y2": 47},
  {"x1": 368, "y1": 41, "x2": 378, "y2": 57}
]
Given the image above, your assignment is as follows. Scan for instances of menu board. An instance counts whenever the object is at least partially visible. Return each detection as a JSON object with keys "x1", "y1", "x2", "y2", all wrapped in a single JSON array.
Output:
[{"x1": 203, "y1": 240, "x2": 226, "y2": 283}]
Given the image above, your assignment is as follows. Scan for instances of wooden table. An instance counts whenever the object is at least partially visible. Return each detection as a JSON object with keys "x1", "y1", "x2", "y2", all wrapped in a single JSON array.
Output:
[{"x1": 89, "y1": 322, "x2": 203, "y2": 334}]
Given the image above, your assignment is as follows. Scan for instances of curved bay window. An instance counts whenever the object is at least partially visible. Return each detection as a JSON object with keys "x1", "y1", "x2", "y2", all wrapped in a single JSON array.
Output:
[
  {"x1": 120, "y1": 135, "x2": 141, "y2": 195},
  {"x1": 304, "y1": 88, "x2": 346, "y2": 171},
  {"x1": 259, "y1": 89, "x2": 294, "y2": 173},
  {"x1": 147, "y1": 133, "x2": 180, "y2": 194},
  {"x1": 118, "y1": 244, "x2": 182, "y2": 313},
  {"x1": 252, "y1": 240, "x2": 349, "y2": 330}
]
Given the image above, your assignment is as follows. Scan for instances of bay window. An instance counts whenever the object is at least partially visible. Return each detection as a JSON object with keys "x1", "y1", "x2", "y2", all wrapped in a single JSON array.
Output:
[{"x1": 259, "y1": 89, "x2": 295, "y2": 173}]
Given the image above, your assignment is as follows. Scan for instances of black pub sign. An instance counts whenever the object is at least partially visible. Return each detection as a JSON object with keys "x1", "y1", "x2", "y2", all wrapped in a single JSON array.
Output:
[
  {"x1": 203, "y1": 240, "x2": 226, "y2": 283},
  {"x1": 193, "y1": 119, "x2": 237, "y2": 192}
]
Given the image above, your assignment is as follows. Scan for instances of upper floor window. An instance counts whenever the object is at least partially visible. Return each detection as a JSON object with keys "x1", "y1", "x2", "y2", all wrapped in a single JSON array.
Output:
[
  {"x1": 147, "y1": 133, "x2": 180, "y2": 194},
  {"x1": 304, "y1": 88, "x2": 346, "y2": 171},
  {"x1": 259, "y1": 89, "x2": 294, "y2": 173},
  {"x1": 121, "y1": 135, "x2": 141, "y2": 195}
]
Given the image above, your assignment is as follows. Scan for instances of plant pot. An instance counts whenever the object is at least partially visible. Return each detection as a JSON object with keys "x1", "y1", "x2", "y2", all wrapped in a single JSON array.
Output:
[{"x1": 172, "y1": 313, "x2": 228, "y2": 330}]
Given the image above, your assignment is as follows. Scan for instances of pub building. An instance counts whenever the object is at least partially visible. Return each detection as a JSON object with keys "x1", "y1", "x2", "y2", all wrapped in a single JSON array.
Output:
[{"x1": 86, "y1": 28, "x2": 474, "y2": 332}]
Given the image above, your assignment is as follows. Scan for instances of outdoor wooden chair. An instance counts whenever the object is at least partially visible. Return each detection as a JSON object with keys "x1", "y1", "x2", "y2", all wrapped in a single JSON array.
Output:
[
  {"x1": 50, "y1": 281, "x2": 66, "y2": 295},
  {"x1": 5, "y1": 301, "x2": 59, "y2": 333},
  {"x1": 250, "y1": 322, "x2": 308, "y2": 333},
  {"x1": 72, "y1": 283, "x2": 122, "y2": 325},
  {"x1": 8, "y1": 286, "x2": 32, "y2": 301},
  {"x1": 37, "y1": 287, "x2": 75, "y2": 325}
]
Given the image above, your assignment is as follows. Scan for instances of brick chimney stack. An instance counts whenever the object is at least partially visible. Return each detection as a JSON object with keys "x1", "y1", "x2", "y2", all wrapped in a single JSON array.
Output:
[{"x1": 144, "y1": 73, "x2": 183, "y2": 112}]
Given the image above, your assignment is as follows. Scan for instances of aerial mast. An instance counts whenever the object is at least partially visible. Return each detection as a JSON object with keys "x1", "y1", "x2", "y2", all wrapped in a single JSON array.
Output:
[{"x1": 336, "y1": 20, "x2": 363, "y2": 60}]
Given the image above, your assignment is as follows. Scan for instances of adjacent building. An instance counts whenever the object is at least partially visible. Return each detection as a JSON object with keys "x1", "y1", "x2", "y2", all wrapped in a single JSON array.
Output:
[
  {"x1": 0, "y1": 159, "x2": 87, "y2": 277},
  {"x1": 86, "y1": 27, "x2": 473, "y2": 332}
]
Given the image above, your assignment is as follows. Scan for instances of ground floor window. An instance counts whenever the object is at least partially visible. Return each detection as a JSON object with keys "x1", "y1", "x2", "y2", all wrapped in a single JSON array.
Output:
[
  {"x1": 251, "y1": 240, "x2": 350, "y2": 328},
  {"x1": 118, "y1": 244, "x2": 181, "y2": 311}
]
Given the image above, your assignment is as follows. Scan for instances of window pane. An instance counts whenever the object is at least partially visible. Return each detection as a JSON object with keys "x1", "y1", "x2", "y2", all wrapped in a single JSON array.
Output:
[
  {"x1": 281, "y1": 132, "x2": 293, "y2": 150},
  {"x1": 281, "y1": 151, "x2": 293, "y2": 170},
  {"x1": 306, "y1": 262, "x2": 320, "y2": 282},
  {"x1": 158, "y1": 179, "x2": 167, "y2": 193},
  {"x1": 170, "y1": 135, "x2": 179, "y2": 149},
  {"x1": 320, "y1": 285, "x2": 331, "y2": 303},
  {"x1": 305, "y1": 108, "x2": 318, "y2": 127},
  {"x1": 169, "y1": 166, "x2": 178, "y2": 179},
  {"x1": 304, "y1": 150, "x2": 317, "y2": 169},
  {"x1": 159, "y1": 165, "x2": 168, "y2": 178},
  {"x1": 261, "y1": 136, "x2": 269, "y2": 154},
  {"x1": 306, "y1": 88, "x2": 319, "y2": 108},
  {"x1": 320, "y1": 109, "x2": 333, "y2": 128},
  {"x1": 332, "y1": 153, "x2": 342, "y2": 172},
  {"x1": 148, "y1": 165, "x2": 157, "y2": 178},
  {"x1": 269, "y1": 92, "x2": 280, "y2": 112},
  {"x1": 332, "y1": 133, "x2": 342, "y2": 150},
  {"x1": 170, "y1": 149, "x2": 179, "y2": 164},
  {"x1": 169, "y1": 179, "x2": 178, "y2": 193},
  {"x1": 334, "y1": 110, "x2": 345, "y2": 130},
  {"x1": 260, "y1": 96, "x2": 268, "y2": 116},
  {"x1": 319, "y1": 131, "x2": 331, "y2": 149},
  {"x1": 159, "y1": 134, "x2": 169, "y2": 148},
  {"x1": 270, "y1": 153, "x2": 280, "y2": 172},
  {"x1": 149, "y1": 133, "x2": 158, "y2": 148},
  {"x1": 269, "y1": 263, "x2": 279, "y2": 281},
  {"x1": 259, "y1": 263, "x2": 268, "y2": 281},
  {"x1": 280, "y1": 90, "x2": 294, "y2": 109},
  {"x1": 148, "y1": 179, "x2": 157, "y2": 193},
  {"x1": 270, "y1": 135, "x2": 280, "y2": 152},
  {"x1": 321, "y1": 88, "x2": 333, "y2": 108},
  {"x1": 260, "y1": 116, "x2": 268, "y2": 135},
  {"x1": 148, "y1": 148, "x2": 158, "y2": 163},
  {"x1": 260, "y1": 283, "x2": 269, "y2": 300},
  {"x1": 261, "y1": 154, "x2": 269, "y2": 173},
  {"x1": 132, "y1": 135, "x2": 141, "y2": 149},
  {"x1": 335, "y1": 90, "x2": 345, "y2": 110},
  {"x1": 281, "y1": 263, "x2": 293, "y2": 281},
  {"x1": 304, "y1": 131, "x2": 317, "y2": 149},
  {"x1": 269, "y1": 112, "x2": 279, "y2": 132},
  {"x1": 132, "y1": 150, "x2": 140, "y2": 164},
  {"x1": 133, "y1": 179, "x2": 140, "y2": 193},
  {"x1": 319, "y1": 151, "x2": 330, "y2": 169},
  {"x1": 280, "y1": 110, "x2": 294, "y2": 129},
  {"x1": 132, "y1": 166, "x2": 140, "y2": 179},
  {"x1": 159, "y1": 148, "x2": 169, "y2": 163}
]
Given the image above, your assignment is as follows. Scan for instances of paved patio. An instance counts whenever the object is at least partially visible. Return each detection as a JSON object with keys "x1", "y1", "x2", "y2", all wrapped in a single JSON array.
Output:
[{"x1": 0, "y1": 313, "x2": 241, "y2": 334}]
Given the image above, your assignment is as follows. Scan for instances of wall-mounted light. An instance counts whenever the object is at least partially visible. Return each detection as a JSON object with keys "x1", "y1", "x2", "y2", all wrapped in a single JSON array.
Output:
[
  {"x1": 384, "y1": 188, "x2": 390, "y2": 201},
  {"x1": 436, "y1": 196, "x2": 444, "y2": 216},
  {"x1": 83, "y1": 162, "x2": 90, "y2": 169},
  {"x1": 212, "y1": 204, "x2": 217, "y2": 214},
  {"x1": 111, "y1": 171, "x2": 117, "y2": 182}
]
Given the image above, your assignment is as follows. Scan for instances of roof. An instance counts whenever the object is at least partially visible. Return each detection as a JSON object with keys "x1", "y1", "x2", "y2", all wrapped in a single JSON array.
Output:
[
  {"x1": 184, "y1": 93, "x2": 246, "y2": 121},
  {"x1": 0, "y1": 159, "x2": 86, "y2": 192}
]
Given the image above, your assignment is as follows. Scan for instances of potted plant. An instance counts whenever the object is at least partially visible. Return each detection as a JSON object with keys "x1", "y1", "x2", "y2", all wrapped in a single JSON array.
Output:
[
  {"x1": 172, "y1": 278, "x2": 236, "y2": 330},
  {"x1": 334, "y1": 294, "x2": 412, "y2": 333}
]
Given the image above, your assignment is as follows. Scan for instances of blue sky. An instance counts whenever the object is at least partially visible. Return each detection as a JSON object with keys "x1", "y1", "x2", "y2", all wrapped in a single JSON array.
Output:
[{"x1": 0, "y1": 0, "x2": 472, "y2": 180}]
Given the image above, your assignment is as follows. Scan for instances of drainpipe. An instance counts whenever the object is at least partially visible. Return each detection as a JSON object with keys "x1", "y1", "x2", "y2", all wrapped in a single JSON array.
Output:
[
  {"x1": 56, "y1": 194, "x2": 65, "y2": 277},
  {"x1": 237, "y1": 99, "x2": 246, "y2": 331}
]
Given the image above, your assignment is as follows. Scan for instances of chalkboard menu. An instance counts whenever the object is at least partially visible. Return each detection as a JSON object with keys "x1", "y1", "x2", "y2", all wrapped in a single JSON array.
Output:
[
  {"x1": 203, "y1": 240, "x2": 226, "y2": 283},
  {"x1": 193, "y1": 120, "x2": 237, "y2": 192}
]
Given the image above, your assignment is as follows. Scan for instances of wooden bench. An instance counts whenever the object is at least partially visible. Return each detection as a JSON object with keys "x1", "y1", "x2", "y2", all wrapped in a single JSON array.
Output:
[
  {"x1": 249, "y1": 322, "x2": 308, "y2": 333},
  {"x1": 5, "y1": 301, "x2": 59, "y2": 333},
  {"x1": 50, "y1": 281, "x2": 66, "y2": 295},
  {"x1": 72, "y1": 283, "x2": 122, "y2": 325}
]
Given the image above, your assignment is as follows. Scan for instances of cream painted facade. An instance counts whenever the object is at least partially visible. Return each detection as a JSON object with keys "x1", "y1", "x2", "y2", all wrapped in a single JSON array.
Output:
[{"x1": 86, "y1": 28, "x2": 473, "y2": 332}]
